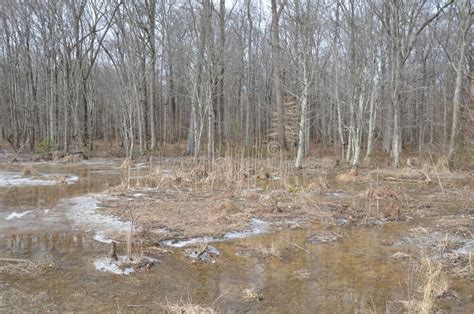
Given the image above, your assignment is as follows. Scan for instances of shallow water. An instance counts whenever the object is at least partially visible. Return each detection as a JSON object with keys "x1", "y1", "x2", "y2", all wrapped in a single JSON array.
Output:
[{"x1": 0, "y1": 160, "x2": 472, "y2": 312}]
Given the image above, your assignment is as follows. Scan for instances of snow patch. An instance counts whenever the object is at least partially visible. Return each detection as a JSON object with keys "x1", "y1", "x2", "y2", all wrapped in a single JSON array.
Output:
[
  {"x1": 93, "y1": 231, "x2": 116, "y2": 244},
  {"x1": 5, "y1": 210, "x2": 32, "y2": 220},
  {"x1": 224, "y1": 218, "x2": 268, "y2": 240},
  {"x1": 0, "y1": 171, "x2": 78, "y2": 187},
  {"x1": 93, "y1": 257, "x2": 134, "y2": 275},
  {"x1": 162, "y1": 218, "x2": 269, "y2": 248},
  {"x1": 162, "y1": 236, "x2": 218, "y2": 248},
  {"x1": 65, "y1": 194, "x2": 130, "y2": 238}
]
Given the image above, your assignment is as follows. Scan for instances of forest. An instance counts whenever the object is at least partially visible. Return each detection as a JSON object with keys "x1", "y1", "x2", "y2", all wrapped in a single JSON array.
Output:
[
  {"x1": 0, "y1": 0, "x2": 473, "y2": 313},
  {"x1": 0, "y1": 0, "x2": 472, "y2": 167}
]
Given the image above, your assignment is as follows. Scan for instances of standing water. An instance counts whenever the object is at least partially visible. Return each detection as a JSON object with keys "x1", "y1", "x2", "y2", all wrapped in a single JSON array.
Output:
[{"x1": 0, "y1": 160, "x2": 472, "y2": 312}]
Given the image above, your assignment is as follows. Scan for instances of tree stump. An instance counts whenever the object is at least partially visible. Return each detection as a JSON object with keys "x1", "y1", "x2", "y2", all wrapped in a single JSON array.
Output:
[{"x1": 109, "y1": 241, "x2": 118, "y2": 261}]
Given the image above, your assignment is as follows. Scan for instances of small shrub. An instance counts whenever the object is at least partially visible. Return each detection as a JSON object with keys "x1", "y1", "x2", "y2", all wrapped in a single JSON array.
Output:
[{"x1": 36, "y1": 139, "x2": 53, "y2": 153}]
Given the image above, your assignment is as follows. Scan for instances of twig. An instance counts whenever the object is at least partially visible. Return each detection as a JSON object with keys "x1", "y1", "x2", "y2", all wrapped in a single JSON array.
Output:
[
  {"x1": 285, "y1": 240, "x2": 310, "y2": 254},
  {"x1": 9, "y1": 138, "x2": 29, "y2": 163},
  {"x1": 429, "y1": 154, "x2": 445, "y2": 196},
  {"x1": 0, "y1": 257, "x2": 33, "y2": 263}
]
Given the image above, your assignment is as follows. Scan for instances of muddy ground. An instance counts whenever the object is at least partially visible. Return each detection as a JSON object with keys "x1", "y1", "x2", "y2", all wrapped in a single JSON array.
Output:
[{"x1": 0, "y1": 154, "x2": 472, "y2": 312}]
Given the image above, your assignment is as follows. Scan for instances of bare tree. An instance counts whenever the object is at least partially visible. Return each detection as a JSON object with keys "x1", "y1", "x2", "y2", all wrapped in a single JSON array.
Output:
[{"x1": 271, "y1": 0, "x2": 288, "y2": 150}]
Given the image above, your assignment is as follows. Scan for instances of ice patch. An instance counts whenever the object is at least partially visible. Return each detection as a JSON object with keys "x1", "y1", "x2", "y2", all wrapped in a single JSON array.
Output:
[
  {"x1": 93, "y1": 231, "x2": 116, "y2": 244},
  {"x1": 224, "y1": 218, "x2": 268, "y2": 239},
  {"x1": 0, "y1": 171, "x2": 78, "y2": 187},
  {"x1": 65, "y1": 194, "x2": 130, "y2": 235},
  {"x1": 327, "y1": 190, "x2": 348, "y2": 197},
  {"x1": 93, "y1": 256, "x2": 158, "y2": 275},
  {"x1": 5, "y1": 210, "x2": 32, "y2": 220},
  {"x1": 162, "y1": 218, "x2": 269, "y2": 248},
  {"x1": 455, "y1": 240, "x2": 474, "y2": 255},
  {"x1": 94, "y1": 257, "x2": 134, "y2": 275},
  {"x1": 162, "y1": 236, "x2": 218, "y2": 248}
]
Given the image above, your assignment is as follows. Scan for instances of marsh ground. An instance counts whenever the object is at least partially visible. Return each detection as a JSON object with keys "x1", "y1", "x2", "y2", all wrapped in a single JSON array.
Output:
[{"x1": 0, "y1": 153, "x2": 472, "y2": 312}]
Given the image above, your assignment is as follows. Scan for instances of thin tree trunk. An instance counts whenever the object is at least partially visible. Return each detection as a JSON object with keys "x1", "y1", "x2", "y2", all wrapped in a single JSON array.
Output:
[{"x1": 271, "y1": 0, "x2": 287, "y2": 150}]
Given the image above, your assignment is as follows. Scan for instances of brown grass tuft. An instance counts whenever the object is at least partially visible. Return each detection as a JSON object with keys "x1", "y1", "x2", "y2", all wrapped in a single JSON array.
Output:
[
  {"x1": 21, "y1": 165, "x2": 38, "y2": 176},
  {"x1": 363, "y1": 186, "x2": 401, "y2": 200},
  {"x1": 292, "y1": 269, "x2": 311, "y2": 280},
  {"x1": 241, "y1": 289, "x2": 264, "y2": 302},
  {"x1": 336, "y1": 168, "x2": 358, "y2": 182},
  {"x1": 417, "y1": 257, "x2": 450, "y2": 314}
]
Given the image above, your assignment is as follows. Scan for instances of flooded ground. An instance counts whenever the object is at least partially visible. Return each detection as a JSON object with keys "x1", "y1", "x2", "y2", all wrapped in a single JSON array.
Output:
[{"x1": 0, "y1": 158, "x2": 472, "y2": 312}]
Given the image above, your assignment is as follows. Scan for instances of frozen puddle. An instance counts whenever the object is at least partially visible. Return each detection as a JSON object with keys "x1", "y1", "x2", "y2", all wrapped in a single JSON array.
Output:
[
  {"x1": 64, "y1": 195, "x2": 130, "y2": 242},
  {"x1": 224, "y1": 218, "x2": 268, "y2": 240},
  {"x1": 327, "y1": 190, "x2": 349, "y2": 197},
  {"x1": 162, "y1": 218, "x2": 269, "y2": 248},
  {"x1": 0, "y1": 171, "x2": 78, "y2": 187},
  {"x1": 455, "y1": 240, "x2": 474, "y2": 255},
  {"x1": 94, "y1": 257, "x2": 134, "y2": 275},
  {"x1": 94, "y1": 256, "x2": 158, "y2": 275},
  {"x1": 5, "y1": 210, "x2": 32, "y2": 220},
  {"x1": 93, "y1": 231, "x2": 117, "y2": 244}
]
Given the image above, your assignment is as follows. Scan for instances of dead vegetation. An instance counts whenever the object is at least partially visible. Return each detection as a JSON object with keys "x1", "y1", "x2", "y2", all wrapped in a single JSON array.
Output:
[
  {"x1": 292, "y1": 269, "x2": 311, "y2": 280},
  {"x1": 363, "y1": 186, "x2": 401, "y2": 200},
  {"x1": 388, "y1": 252, "x2": 451, "y2": 313},
  {"x1": 417, "y1": 257, "x2": 450, "y2": 313},
  {"x1": 184, "y1": 243, "x2": 220, "y2": 263},
  {"x1": 162, "y1": 300, "x2": 215, "y2": 314},
  {"x1": 0, "y1": 256, "x2": 55, "y2": 276},
  {"x1": 240, "y1": 289, "x2": 264, "y2": 302},
  {"x1": 306, "y1": 230, "x2": 343, "y2": 244},
  {"x1": 116, "y1": 256, "x2": 157, "y2": 272},
  {"x1": 21, "y1": 165, "x2": 38, "y2": 176},
  {"x1": 0, "y1": 287, "x2": 59, "y2": 312},
  {"x1": 307, "y1": 176, "x2": 329, "y2": 195},
  {"x1": 336, "y1": 168, "x2": 360, "y2": 182},
  {"x1": 235, "y1": 240, "x2": 291, "y2": 260}
]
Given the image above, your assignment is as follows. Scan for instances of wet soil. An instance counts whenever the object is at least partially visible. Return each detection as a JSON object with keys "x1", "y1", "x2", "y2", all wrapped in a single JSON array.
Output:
[{"x1": 0, "y1": 158, "x2": 472, "y2": 312}]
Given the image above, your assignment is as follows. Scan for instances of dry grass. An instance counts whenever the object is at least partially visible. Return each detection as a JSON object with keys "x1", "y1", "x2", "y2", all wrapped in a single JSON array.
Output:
[
  {"x1": 0, "y1": 287, "x2": 58, "y2": 312},
  {"x1": 306, "y1": 230, "x2": 343, "y2": 243},
  {"x1": 0, "y1": 256, "x2": 55, "y2": 276},
  {"x1": 396, "y1": 253, "x2": 450, "y2": 314},
  {"x1": 307, "y1": 176, "x2": 329, "y2": 195},
  {"x1": 98, "y1": 189, "x2": 252, "y2": 241},
  {"x1": 417, "y1": 257, "x2": 450, "y2": 314},
  {"x1": 99, "y1": 155, "x2": 454, "y2": 243},
  {"x1": 363, "y1": 186, "x2": 401, "y2": 200},
  {"x1": 139, "y1": 157, "x2": 297, "y2": 192},
  {"x1": 237, "y1": 240, "x2": 289, "y2": 260},
  {"x1": 21, "y1": 165, "x2": 38, "y2": 176},
  {"x1": 106, "y1": 180, "x2": 129, "y2": 195},
  {"x1": 255, "y1": 241, "x2": 283, "y2": 259},
  {"x1": 240, "y1": 289, "x2": 264, "y2": 302},
  {"x1": 63, "y1": 153, "x2": 83, "y2": 163},
  {"x1": 163, "y1": 300, "x2": 215, "y2": 314},
  {"x1": 292, "y1": 269, "x2": 311, "y2": 280},
  {"x1": 336, "y1": 168, "x2": 359, "y2": 182}
]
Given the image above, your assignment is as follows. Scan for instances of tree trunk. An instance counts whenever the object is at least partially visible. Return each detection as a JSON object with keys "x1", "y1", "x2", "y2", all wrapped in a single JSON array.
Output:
[
  {"x1": 271, "y1": 0, "x2": 287, "y2": 150},
  {"x1": 448, "y1": 5, "x2": 470, "y2": 161}
]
